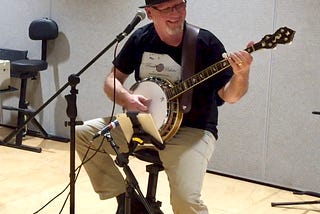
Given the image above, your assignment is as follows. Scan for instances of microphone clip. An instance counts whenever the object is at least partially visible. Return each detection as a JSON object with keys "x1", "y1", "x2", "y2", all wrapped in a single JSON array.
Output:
[{"x1": 116, "y1": 10, "x2": 146, "y2": 42}]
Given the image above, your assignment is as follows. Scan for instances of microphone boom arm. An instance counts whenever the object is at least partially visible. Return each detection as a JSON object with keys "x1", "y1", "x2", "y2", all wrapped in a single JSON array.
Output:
[{"x1": 1, "y1": 10, "x2": 146, "y2": 147}]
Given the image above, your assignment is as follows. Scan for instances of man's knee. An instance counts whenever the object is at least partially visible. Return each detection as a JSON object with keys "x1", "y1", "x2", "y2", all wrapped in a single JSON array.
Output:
[{"x1": 171, "y1": 191, "x2": 207, "y2": 213}]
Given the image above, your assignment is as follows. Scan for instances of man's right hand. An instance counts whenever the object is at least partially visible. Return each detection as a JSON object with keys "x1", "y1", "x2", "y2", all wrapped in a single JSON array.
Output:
[{"x1": 124, "y1": 93, "x2": 151, "y2": 113}]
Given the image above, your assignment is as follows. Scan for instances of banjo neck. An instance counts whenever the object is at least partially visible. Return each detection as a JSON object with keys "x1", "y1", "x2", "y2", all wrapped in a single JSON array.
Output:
[
  {"x1": 166, "y1": 58, "x2": 231, "y2": 101},
  {"x1": 165, "y1": 26, "x2": 295, "y2": 101}
]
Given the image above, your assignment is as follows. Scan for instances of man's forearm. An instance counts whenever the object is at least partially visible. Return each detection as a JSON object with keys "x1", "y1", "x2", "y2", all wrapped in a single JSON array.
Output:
[
  {"x1": 104, "y1": 72, "x2": 130, "y2": 107},
  {"x1": 219, "y1": 73, "x2": 249, "y2": 104}
]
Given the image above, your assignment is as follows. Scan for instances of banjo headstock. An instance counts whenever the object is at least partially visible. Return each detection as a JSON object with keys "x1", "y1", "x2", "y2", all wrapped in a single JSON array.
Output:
[{"x1": 246, "y1": 27, "x2": 296, "y2": 53}]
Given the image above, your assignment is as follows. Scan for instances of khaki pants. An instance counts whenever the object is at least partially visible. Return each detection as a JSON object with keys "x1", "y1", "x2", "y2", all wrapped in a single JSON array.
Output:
[{"x1": 75, "y1": 117, "x2": 216, "y2": 214}]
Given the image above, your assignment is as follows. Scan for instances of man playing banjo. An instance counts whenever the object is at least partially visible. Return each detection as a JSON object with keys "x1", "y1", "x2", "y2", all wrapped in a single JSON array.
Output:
[{"x1": 75, "y1": 0, "x2": 253, "y2": 213}]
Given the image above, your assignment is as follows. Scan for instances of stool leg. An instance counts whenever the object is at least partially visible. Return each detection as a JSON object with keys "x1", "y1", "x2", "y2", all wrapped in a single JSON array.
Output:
[
  {"x1": 2, "y1": 77, "x2": 69, "y2": 148},
  {"x1": 146, "y1": 164, "x2": 164, "y2": 213},
  {"x1": 0, "y1": 76, "x2": 41, "y2": 152},
  {"x1": 15, "y1": 78, "x2": 28, "y2": 146}
]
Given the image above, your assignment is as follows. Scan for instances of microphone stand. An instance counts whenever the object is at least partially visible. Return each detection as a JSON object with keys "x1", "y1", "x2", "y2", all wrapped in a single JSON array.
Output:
[
  {"x1": 1, "y1": 24, "x2": 137, "y2": 213},
  {"x1": 106, "y1": 111, "x2": 165, "y2": 214},
  {"x1": 105, "y1": 131, "x2": 154, "y2": 214},
  {"x1": 271, "y1": 111, "x2": 320, "y2": 209},
  {"x1": 64, "y1": 74, "x2": 83, "y2": 214}
]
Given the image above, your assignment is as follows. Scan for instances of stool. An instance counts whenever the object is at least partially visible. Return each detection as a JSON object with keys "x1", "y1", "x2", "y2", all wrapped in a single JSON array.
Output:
[
  {"x1": 133, "y1": 148, "x2": 164, "y2": 214},
  {"x1": 0, "y1": 18, "x2": 69, "y2": 152}
]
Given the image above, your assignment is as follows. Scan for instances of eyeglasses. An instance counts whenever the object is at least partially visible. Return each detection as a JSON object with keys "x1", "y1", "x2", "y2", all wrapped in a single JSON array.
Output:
[{"x1": 152, "y1": 1, "x2": 187, "y2": 14}]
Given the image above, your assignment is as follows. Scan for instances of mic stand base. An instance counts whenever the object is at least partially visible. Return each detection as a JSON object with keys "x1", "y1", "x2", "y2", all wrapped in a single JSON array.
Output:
[{"x1": 271, "y1": 191, "x2": 320, "y2": 208}]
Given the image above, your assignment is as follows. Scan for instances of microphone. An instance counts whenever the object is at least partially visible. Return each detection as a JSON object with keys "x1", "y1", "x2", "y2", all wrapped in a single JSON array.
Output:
[
  {"x1": 122, "y1": 10, "x2": 146, "y2": 36},
  {"x1": 92, "y1": 120, "x2": 120, "y2": 139}
]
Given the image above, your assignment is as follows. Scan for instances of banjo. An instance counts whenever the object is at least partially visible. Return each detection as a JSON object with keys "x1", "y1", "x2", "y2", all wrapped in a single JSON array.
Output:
[{"x1": 129, "y1": 27, "x2": 295, "y2": 142}]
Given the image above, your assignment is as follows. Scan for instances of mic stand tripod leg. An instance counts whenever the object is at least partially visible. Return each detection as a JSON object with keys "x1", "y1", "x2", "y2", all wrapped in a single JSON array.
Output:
[
  {"x1": 271, "y1": 200, "x2": 320, "y2": 207},
  {"x1": 104, "y1": 132, "x2": 154, "y2": 214},
  {"x1": 271, "y1": 190, "x2": 320, "y2": 207}
]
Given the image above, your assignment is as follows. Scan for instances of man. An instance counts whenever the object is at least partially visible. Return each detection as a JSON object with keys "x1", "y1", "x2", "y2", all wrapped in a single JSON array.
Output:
[{"x1": 76, "y1": 0, "x2": 253, "y2": 213}]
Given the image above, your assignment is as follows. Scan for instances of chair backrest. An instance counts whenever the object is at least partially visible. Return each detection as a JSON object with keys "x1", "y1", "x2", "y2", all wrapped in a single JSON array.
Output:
[
  {"x1": 29, "y1": 18, "x2": 59, "y2": 61},
  {"x1": 0, "y1": 48, "x2": 28, "y2": 61},
  {"x1": 29, "y1": 18, "x2": 58, "y2": 41}
]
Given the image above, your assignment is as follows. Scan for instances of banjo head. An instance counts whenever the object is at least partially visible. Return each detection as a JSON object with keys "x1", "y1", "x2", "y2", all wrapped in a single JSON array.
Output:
[
  {"x1": 129, "y1": 77, "x2": 183, "y2": 141},
  {"x1": 130, "y1": 78, "x2": 169, "y2": 129}
]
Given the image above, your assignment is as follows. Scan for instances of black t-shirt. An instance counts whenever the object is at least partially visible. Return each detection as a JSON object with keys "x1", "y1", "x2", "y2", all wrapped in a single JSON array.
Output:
[{"x1": 113, "y1": 23, "x2": 233, "y2": 139}]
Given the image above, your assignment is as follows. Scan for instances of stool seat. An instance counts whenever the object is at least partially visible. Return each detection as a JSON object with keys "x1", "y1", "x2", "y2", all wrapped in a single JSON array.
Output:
[
  {"x1": 134, "y1": 148, "x2": 162, "y2": 165},
  {"x1": 11, "y1": 59, "x2": 47, "y2": 78}
]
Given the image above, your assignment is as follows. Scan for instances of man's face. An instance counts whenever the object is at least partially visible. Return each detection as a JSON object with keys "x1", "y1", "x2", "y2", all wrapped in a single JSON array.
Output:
[{"x1": 145, "y1": 0, "x2": 187, "y2": 36}]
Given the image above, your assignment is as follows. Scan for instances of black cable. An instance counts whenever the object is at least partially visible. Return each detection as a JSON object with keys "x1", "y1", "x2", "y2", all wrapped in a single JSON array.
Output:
[
  {"x1": 58, "y1": 137, "x2": 107, "y2": 213},
  {"x1": 33, "y1": 136, "x2": 106, "y2": 214}
]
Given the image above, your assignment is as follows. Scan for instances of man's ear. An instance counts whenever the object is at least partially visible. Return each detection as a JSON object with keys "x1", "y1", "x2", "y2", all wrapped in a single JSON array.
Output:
[{"x1": 145, "y1": 8, "x2": 153, "y2": 20}]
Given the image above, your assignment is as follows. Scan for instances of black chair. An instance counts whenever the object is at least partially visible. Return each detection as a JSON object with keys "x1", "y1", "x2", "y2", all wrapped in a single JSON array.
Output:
[
  {"x1": 133, "y1": 148, "x2": 164, "y2": 213},
  {"x1": 116, "y1": 147, "x2": 164, "y2": 214},
  {"x1": 0, "y1": 18, "x2": 69, "y2": 153}
]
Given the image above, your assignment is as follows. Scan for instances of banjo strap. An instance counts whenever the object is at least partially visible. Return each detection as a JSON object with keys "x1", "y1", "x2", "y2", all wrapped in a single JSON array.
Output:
[{"x1": 180, "y1": 23, "x2": 200, "y2": 113}]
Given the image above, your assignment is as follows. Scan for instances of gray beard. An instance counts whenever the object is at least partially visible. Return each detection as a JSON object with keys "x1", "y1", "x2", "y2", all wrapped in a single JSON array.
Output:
[{"x1": 166, "y1": 23, "x2": 184, "y2": 35}]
